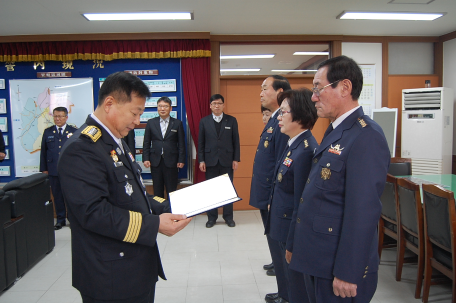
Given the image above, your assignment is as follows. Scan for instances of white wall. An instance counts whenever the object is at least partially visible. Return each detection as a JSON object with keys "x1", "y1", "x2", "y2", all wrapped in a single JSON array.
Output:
[
  {"x1": 342, "y1": 42, "x2": 383, "y2": 109},
  {"x1": 443, "y1": 38, "x2": 456, "y2": 155}
]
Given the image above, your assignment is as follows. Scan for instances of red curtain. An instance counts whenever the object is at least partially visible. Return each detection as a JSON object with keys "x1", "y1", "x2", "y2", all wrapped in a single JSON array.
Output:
[
  {"x1": 0, "y1": 39, "x2": 211, "y2": 62},
  {"x1": 182, "y1": 57, "x2": 211, "y2": 184}
]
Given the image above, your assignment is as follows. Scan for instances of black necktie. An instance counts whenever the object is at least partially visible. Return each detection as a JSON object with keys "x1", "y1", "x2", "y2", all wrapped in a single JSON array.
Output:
[
  {"x1": 323, "y1": 124, "x2": 333, "y2": 139},
  {"x1": 58, "y1": 127, "x2": 62, "y2": 136}
]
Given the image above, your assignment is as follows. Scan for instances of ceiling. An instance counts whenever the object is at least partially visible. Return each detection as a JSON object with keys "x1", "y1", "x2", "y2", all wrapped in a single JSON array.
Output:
[
  {"x1": 1, "y1": 0, "x2": 455, "y2": 37},
  {"x1": 1, "y1": 0, "x2": 455, "y2": 75}
]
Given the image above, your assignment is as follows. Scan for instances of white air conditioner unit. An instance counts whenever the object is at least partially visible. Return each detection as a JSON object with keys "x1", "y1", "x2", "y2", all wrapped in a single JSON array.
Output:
[{"x1": 401, "y1": 87, "x2": 453, "y2": 175}]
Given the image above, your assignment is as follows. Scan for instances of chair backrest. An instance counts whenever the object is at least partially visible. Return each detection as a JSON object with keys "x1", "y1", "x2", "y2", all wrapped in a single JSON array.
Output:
[
  {"x1": 388, "y1": 157, "x2": 412, "y2": 176},
  {"x1": 422, "y1": 184, "x2": 455, "y2": 253},
  {"x1": 381, "y1": 174, "x2": 398, "y2": 222},
  {"x1": 397, "y1": 178, "x2": 422, "y2": 237}
]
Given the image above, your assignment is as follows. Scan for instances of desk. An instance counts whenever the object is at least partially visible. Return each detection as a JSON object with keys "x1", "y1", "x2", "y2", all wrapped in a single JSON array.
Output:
[{"x1": 399, "y1": 174, "x2": 456, "y2": 192}]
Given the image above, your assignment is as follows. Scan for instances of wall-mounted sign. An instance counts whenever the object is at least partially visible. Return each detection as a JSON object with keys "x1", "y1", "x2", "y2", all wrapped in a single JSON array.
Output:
[
  {"x1": 143, "y1": 79, "x2": 176, "y2": 92},
  {"x1": 145, "y1": 96, "x2": 177, "y2": 107},
  {"x1": 125, "y1": 70, "x2": 158, "y2": 76},
  {"x1": 37, "y1": 72, "x2": 72, "y2": 78}
]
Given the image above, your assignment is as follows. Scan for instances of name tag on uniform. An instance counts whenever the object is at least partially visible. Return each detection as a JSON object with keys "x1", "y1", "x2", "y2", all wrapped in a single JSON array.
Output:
[
  {"x1": 171, "y1": 129, "x2": 177, "y2": 132},
  {"x1": 114, "y1": 162, "x2": 124, "y2": 167},
  {"x1": 225, "y1": 127, "x2": 231, "y2": 129},
  {"x1": 48, "y1": 136, "x2": 54, "y2": 138}
]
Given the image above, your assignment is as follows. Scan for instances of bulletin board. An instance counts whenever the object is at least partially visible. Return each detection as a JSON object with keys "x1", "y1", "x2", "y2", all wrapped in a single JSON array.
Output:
[{"x1": 0, "y1": 58, "x2": 189, "y2": 182}]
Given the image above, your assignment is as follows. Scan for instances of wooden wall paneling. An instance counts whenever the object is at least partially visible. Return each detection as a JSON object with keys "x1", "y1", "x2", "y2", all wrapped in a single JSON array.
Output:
[
  {"x1": 331, "y1": 40, "x2": 342, "y2": 57},
  {"x1": 387, "y1": 74, "x2": 440, "y2": 156},
  {"x1": 211, "y1": 41, "x2": 221, "y2": 95},
  {"x1": 382, "y1": 41, "x2": 389, "y2": 107},
  {"x1": 434, "y1": 41, "x2": 443, "y2": 87},
  {"x1": 233, "y1": 177, "x2": 256, "y2": 210}
]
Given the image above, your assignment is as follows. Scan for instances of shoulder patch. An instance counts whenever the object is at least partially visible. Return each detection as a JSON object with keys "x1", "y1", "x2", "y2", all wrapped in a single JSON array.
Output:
[
  {"x1": 81, "y1": 126, "x2": 102, "y2": 142},
  {"x1": 358, "y1": 118, "x2": 367, "y2": 128},
  {"x1": 153, "y1": 196, "x2": 166, "y2": 203}
]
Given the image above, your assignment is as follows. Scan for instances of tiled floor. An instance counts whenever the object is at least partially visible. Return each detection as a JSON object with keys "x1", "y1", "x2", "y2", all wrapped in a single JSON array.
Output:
[{"x1": 0, "y1": 210, "x2": 453, "y2": 303}]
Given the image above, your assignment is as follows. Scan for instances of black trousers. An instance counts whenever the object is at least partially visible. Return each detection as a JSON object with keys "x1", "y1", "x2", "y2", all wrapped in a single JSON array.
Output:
[
  {"x1": 151, "y1": 157, "x2": 178, "y2": 200},
  {"x1": 205, "y1": 162, "x2": 234, "y2": 221},
  {"x1": 260, "y1": 209, "x2": 288, "y2": 302},
  {"x1": 49, "y1": 175, "x2": 66, "y2": 224},
  {"x1": 81, "y1": 284, "x2": 155, "y2": 303}
]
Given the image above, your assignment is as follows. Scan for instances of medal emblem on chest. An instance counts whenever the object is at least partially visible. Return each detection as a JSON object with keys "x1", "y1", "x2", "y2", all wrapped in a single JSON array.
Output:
[
  {"x1": 110, "y1": 150, "x2": 119, "y2": 162},
  {"x1": 264, "y1": 140, "x2": 269, "y2": 148},
  {"x1": 328, "y1": 144, "x2": 344, "y2": 155},
  {"x1": 267, "y1": 127, "x2": 273, "y2": 133},
  {"x1": 321, "y1": 167, "x2": 331, "y2": 180},
  {"x1": 125, "y1": 182, "x2": 133, "y2": 196},
  {"x1": 277, "y1": 172, "x2": 283, "y2": 182}
]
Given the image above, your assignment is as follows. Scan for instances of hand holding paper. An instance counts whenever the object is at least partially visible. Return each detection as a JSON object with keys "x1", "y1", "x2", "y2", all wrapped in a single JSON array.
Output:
[{"x1": 158, "y1": 213, "x2": 192, "y2": 236}]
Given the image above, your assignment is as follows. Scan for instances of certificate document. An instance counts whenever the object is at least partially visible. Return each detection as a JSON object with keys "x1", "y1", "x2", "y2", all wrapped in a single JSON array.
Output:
[{"x1": 169, "y1": 174, "x2": 241, "y2": 217}]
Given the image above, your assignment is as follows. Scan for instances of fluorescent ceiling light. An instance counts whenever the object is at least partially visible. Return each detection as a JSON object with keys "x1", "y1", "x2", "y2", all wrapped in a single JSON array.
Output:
[
  {"x1": 220, "y1": 69, "x2": 261, "y2": 72},
  {"x1": 83, "y1": 12, "x2": 192, "y2": 21},
  {"x1": 293, "y1": 52, "x2": 329, "y2": 56},
  {"x1": 338, "y1": 11, "x2": 443, "y2": 21},
  {"x1": 271, "y1": 70, "x2": 317, "y2": 72},
  {"x1": 220, "y1": 54, "x2": 275, "y2": 59}
]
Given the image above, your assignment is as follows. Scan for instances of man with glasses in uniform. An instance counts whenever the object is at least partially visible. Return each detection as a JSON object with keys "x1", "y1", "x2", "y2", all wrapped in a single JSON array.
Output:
[
  {"x1": 40, "y1": 106, "x2": 77, "y2": 230},
  {"x1": 288, "y1": 56, "x2": 390, "y2": 303}
]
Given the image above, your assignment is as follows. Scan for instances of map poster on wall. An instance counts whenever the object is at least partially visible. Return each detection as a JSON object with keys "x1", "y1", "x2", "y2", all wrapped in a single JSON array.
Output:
[
  {"x1": 9, "y1": 78, "x2": 94, "y2": 177},
  {"x1": 358, "y1": 64, "x2": 376, "y2": 117},
  {"x1": 145, "y1": 96, "x2": 177, "y2": 107}
]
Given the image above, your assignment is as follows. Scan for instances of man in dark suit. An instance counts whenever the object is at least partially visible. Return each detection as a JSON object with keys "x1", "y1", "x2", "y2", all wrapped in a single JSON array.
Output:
[
  {"x1": 249, "y1": 75, "x2": 290, "y2": 303},
  {"x1": 40, "y1": 106, "x2": 77, "y2": 230},
  {"x1": 143, "y1": 97, "x2": 185, "y2": 199},
  {"x1": 198, "y1": 94, "x2": 240, "y2": 228},
  {"x1": 124, "y1": 129, "x2": 136, "y2": 156},
  {"x1": 288, "y1": 56, "x2": 390, "y2": 303},
  {"x1": 58, "y1": 72, "x2": 191, "y2": 303}
]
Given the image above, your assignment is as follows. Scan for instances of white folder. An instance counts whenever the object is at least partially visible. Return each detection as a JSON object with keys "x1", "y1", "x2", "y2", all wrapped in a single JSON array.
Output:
[{"x1": 169, "y1": 174, "x2": 241, "y2": 217}]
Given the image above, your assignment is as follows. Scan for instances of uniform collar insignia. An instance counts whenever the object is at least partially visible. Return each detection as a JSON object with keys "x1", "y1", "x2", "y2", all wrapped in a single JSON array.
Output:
[{"x1": 358, "y1": 118, "x2": 367, "y2": 128}]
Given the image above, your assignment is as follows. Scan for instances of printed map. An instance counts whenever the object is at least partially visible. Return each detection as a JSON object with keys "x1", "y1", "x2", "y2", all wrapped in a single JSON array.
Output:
[{"x1": 10, "y1": 78, "x2": 93, "y2": 177}]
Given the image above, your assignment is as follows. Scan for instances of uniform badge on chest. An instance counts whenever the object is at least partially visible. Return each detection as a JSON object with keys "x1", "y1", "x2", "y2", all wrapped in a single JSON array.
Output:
[
  {"x1": 328, "y1": 144, "x2": 344, "y2": 155},
  {"x1": 125, "y1": 182, "x2": 133, "y2": 196},
  {"x1": 267, "y1": 127, "x2": 273, "y2": 133},
  {"x1": 321, "y1": 167, "x2": 331, "y2": 180},
  {"x1": 264, "y1": 140, "x2": 269, "y2": 148},
  {"x1": 110, "y1": 150, "x2": 119, "y2": 162},
  {"x1": 278, "y1": 172, "x2": 283, "y2": 182}
]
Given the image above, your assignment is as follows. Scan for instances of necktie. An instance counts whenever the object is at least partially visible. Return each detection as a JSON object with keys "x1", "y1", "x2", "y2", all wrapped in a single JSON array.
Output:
[
  {"x1": 58, "y1": 127, "x2": 62, "y2": 136},
  {"x1": 161, "y1": 120, "x2": 168, "y2": 137},
  {"x1": 323, "y1": 124, "x2": 333, "y2": 139}
]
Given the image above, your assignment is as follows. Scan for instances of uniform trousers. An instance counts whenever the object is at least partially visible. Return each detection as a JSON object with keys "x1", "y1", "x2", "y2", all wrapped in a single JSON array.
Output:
[
  {"x1": 81, "y1": 283, "x2": 155, "y2": 303},
  {"x1": 260, "y1": 209, "x2": 288, "y2": 302},
  {"x1": 49, "y1": 175, "x2": 66, "y2": 224},
  {"x1": 303, "y1": 273, "x2": 377, "y2": 303},
  {"x1": 278, "y1": 242, "x2": 308, "y2": 303},
  {"x1": 205, "y1": 162, "x2": 234, "y2": 222},
  {"x1": 151, "y1": 156, "x2": 178, "y2": 200}
]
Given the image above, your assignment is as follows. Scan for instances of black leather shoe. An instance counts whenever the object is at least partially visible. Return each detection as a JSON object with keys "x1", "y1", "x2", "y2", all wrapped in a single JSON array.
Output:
[
  {"x1": 54, "y1": 222, "x2": 63, "y2": 230},
  {"x1": 265, "y1": 292, "x2": 279, "y2": 302},
  {"x1": 266, "y1": 268, "x2": 276, "y2": 276},
  {"x1": 225, "y1": 220, "x2": 235, "y2": 227},
  {"x1": 206, "y1": 221, "x2": 216, "y2": 228},
  {"x1": 263, "y1": 262, "x2": 274, "y2": 270}
]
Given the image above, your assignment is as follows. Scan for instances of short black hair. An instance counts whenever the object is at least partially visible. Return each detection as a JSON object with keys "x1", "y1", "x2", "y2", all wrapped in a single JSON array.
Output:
[
  {"x1": 210, "y1": 94, "x2": 224, "y2": 104},
  {"x1": 317, "y1": 55, "x2": 363, "y2": 101},
  {"x1": 278, "y1": 88, "x2": 318, "y2": 130},
  {"x1": 261, "y1": 105, "x2": 271, "y2": 113},
  {"x1": 53, "y1": 107, "x2": 68, "y2": 115},
  {"x1": 269, "y1": 75, "x2": 291, "y2": 92},
  {"x1": 98, "y1": 72, "x2": 151, "y2": 105},
  {"x1": 157, "y1": 96, "x2": 172, "y2": 107}
]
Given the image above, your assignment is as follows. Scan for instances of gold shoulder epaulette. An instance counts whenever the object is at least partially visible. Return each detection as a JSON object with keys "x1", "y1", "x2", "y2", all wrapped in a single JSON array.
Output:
[
  {"x1": 153, "y1": 196, "x2": 166, "y2": 203},
  {"x1": 123, "y1": 211, "x2": 142, "y2": 243},
  {"x1": 358, "y1": 118, "x2": 367, "y2": 128},
  {"x1": 81, "y1": 126, "x2": 102, "y2": 142}
]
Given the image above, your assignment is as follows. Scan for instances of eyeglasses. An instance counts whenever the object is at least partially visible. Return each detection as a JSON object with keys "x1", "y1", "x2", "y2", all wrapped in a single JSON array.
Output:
[
  {"x1": 211, "y1": 102, "x2": 224, "y2": 107},
  {"x1": 311, "y1": 80, "x2": 341, "y2": 97},
  {"x1": 53, "y1": 115, "x2": 67, "y2": 119},
  {"x1": 158, "y1": 105, "x2": 170, "y2": 109},
  {"x1": 278, "y1": 109, "x2": 291, "y2": 117}
]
